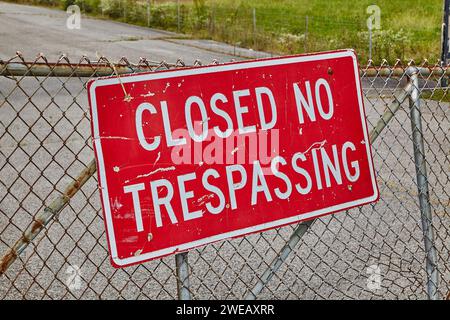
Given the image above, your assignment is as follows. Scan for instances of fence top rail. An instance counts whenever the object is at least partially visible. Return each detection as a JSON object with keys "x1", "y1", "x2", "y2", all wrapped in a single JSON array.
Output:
[
  {"x1": 0, "y1": 61, "x2": 190, "y2": 78},
  {"x1": 0, "y1": 55, "x2": 449, "y2": 78},
  {"x1": 0, "y1": 52, "x2": 196, "y2": 78}
]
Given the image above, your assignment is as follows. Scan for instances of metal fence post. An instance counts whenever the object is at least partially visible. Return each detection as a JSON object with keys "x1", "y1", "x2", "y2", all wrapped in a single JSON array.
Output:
[
  {"x1": 147, "y1": 0, "x2": 151, "y2": 27},
  {"x1": 177, "y1": 0, "x2": 181, "y2": 32},
  {"x1": 123, "y1": 0, "x2": 127, "y2": 22},
  {"x1": 252, "y1": 8, "x2": 256, "y2": 47},
  {"x1": 175, "y1": 252, "x2": 191, "y2": 300},
  {"x1": 408, "y1": 70, "x2": 440, "y2": 300},
  {"x1": 441, "y1": 0, "x2": 450, "y2": 86},
  {"x1": 368, "y1": 25, "x2": 372, "y2": 60},
  {"x1": 304, "y1": 15, "x2": 309, "y2": 53},
  {"x1": 441, "y1": 0, "x2": 450, "y2": 64},
  {"x1": 209, "y1": 3, "x2": 215, "y2": 36}
]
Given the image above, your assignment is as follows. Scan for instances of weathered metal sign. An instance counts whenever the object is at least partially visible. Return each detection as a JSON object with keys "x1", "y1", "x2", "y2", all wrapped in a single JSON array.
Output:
[{"x1": 88, "y1": 50, "x2": 378, "y2": 268}]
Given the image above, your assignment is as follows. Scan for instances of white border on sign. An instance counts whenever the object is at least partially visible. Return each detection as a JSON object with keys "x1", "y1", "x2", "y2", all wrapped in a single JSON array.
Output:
[{"x1": 89, "y1": 50, "x2": 378, "y2": 267}]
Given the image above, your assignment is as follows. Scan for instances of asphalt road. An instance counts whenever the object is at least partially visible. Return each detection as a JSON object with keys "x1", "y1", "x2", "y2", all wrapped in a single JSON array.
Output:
[
  {"x1": 0, "y1": 1, "x2": 267, "y2": 63},
  {"x1": 0, "y1": 1, "x2": 448, "y2": 300}
]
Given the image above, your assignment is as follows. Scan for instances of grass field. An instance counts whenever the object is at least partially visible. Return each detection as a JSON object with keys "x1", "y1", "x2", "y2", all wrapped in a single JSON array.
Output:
[
  {"x1": 187, "y1": 0, "x2": 442, "y2": 63},
  {"x1": 4, "y1": 0, "x2": 444, "y2": 63}
]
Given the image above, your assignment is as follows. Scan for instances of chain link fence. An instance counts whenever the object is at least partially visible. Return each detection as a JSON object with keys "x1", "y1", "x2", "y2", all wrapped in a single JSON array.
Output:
[{"x1": 0, "y1": 53, "x2": 449, "y2": 300}]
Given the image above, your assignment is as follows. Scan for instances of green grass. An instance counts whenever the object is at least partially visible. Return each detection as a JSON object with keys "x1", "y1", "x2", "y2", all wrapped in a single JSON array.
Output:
[
  {"x1": 193, "y1": 0, "x2": 442, "y2": 63},
  {"x1": 4, "y1": 0, "x2": 443, "y2": 64},
  {"x1": 421, "y1": 89, "x2": 450, "y2": 102}
]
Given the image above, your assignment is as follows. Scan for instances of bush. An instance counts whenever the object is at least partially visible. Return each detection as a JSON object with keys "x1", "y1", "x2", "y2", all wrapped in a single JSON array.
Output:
[
  {"x1": 357, "y1": 29, "x2": 409, "y2": 63},
  {"x1": 61, "y1": 0, "x2": 101, "y2": 14},
  {"x1": 60, "y1": 0, "x2": 75, "y2": 10},
  {"x1": 99, "y1": 0, "x2": 122, "y2": 19},
  {"x1": 149, "y1": 3, "x2": 178, "y2": 30},
  {"x1": 192, "y1": 0, "x2": 208, "y2": 30}
]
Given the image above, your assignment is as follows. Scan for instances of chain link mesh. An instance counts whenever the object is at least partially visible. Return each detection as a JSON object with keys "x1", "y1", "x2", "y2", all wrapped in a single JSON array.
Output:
[{"x1": 0, "y1": 54, "x2": 448, "y2": 299}]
